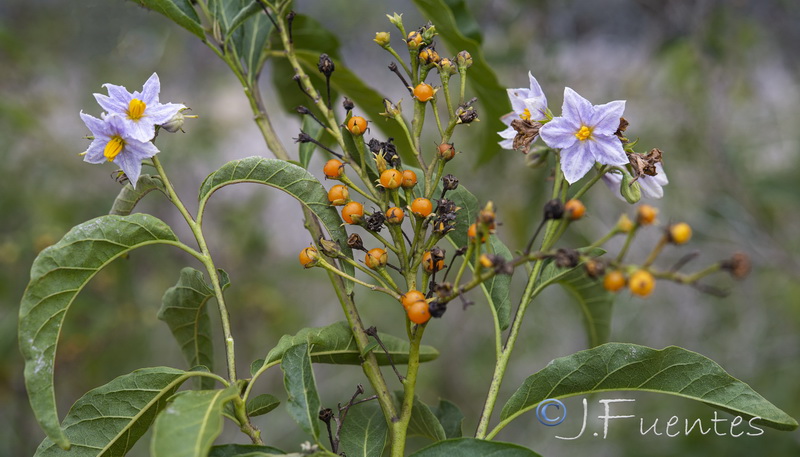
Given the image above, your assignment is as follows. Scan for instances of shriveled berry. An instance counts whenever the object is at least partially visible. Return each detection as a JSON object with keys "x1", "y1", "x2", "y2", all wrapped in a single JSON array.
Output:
[
  {"x1": 407, "y1": 300, "x2": 431, "y2": 324},
  {"x1": 411, "y1": 198, "x2": 433, "y2": 218},
  {"x1": 422, "y1": 251, "x2": 444, "y2": 273},
  {"x1": 401, "y1": 169, "x2": 418, "y2": 188},
  {"x1": 341, "y1": 201, "x2": 364, "y2": 224},
  {"x1": 380, "y1": 168, "x2": 403, "y2": 189},
  {"x1": 347, "y1": 116, "x2": 368, "y2": 135},
  {"x1": 401, "y1": 290, "x2": 426, "y2": 309},
  {"x1": 629, "y1": 270, "x2": 655, "y2": 297},
  {"x1": 323, "y1": 159, "x2": 344, "y2": 179},
  {"x1": 365, "y1": 248, "x2": 388, "y2": 269},
  {"x1": 299, "y1": 246, "x2": 319, "y2": 268},
  {"x1": 603, "y1": 270, "x2": 626, "y2": 292},
  {"x1": 327, "y1": 185, "x2": 349, "y2": 206}
]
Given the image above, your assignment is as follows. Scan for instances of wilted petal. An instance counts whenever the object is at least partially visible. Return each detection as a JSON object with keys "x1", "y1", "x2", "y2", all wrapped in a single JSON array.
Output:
[
  {"x1": 539, "y1": 116, "x2": 579, "y2": 149},
  {"x1": 560, "y1": 143, "x2": 596, "y2": 184},
  {"x1": 590, "y1": 100, "x2": 626, "y2": 133}
]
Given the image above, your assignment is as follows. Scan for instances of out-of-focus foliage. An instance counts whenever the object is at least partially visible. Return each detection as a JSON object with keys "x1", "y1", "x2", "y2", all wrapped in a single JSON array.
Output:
[{"x1": 1, "y1": 0, "x2": 798, "y2": 456}]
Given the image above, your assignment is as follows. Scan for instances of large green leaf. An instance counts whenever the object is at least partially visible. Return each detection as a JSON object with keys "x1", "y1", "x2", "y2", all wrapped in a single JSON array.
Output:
[
  {"x1": 431, "y1": 399, "x2": 463, "y2": 439},
  {"x1": 239, "y1": 4, "x2": 272, "y2": 82},
  {"x1": 393, "y1": 392, "x2": 446, "y2": 442},
  {"x1": 108, "y1": 174, "x2": 166, "y2": 216},
  {"x1": 34, "y1": 367, "x2": 211, "y2": 457},
  {"x1": 499, "y1": 343, "x2": 799, "y2": 431},
  {"x1": 158, "y1": 267, "x2": 229, "y2": 388},
  {"x1": 198, "y1": 157, "x2": 353, "y2": 279},
  {"x1": 19, "y1": 214, "x2": 180, "y2": 448},
  {"x1": 254, "y1": 321, "x2": 438, "y2": 370},
  {"x1": 443, "y1": 0, "x2": 483, "y2": 44},
  {"x1": 281, "y1": 344, "x2": 321, "y2": 441},
  {"x1": 130, "y1": 0, "x2": 205, "y2": 39},
  {"x1": 337, "y1": 402, "x2": 389, "y2": 457},
  {"x1": 534, "y1": 247, "x2": 612, "y2": 347},
  {"x1": 444, "y1": 185, "x2": 512, "y2": 330},
  {"x1": 151, "y1": 385, "x2": 240, "y2": 457},
  {"x1": 410, "y1": 438, "x2": 541, "y2": 456},
  {"x1": 209, "y1": 444, "x2": 286, "y2": 457},
  {"x1": 412, "y1": 0, "x2": 510, "y2": 163},
  {"x1": 246, "y1": 393, "x2": 281, "y2": 417}
]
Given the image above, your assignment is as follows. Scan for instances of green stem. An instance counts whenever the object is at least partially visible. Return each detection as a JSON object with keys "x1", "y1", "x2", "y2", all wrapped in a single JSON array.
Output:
[
  {"x1": 642, "y1": 235, "x2": 668, "y2": 268},
  {"x1": 571, "y1": 165, "x2": 610, "y2": 201},
  {"x1": 588, "y1": 227, "x2": 620, "y2": 250},
  {"x1": 317, "y1": 258, "x2": 400, "y2": 299},
  {"x1": 385, "y1": 46, "x2": 412, "y2": 76},
  {"x1": 616, "y1": 224, "x2": 640, "y2": 263},
  {"x1": 391, "y1": 324, "x2": 426, "y2": 457}
]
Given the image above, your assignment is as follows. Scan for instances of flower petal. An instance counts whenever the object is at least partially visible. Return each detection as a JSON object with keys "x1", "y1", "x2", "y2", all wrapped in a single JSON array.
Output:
[
  {"x1": 498, "y1": 126, "x2": 516, "y2": 150},
  {"x1": 126, "y1": 120, "x2": 156, "y2": 143},
  {"x1": 80, "y1": 111, "x2": 111, "y2": 137},
  {"x1": 93, "y1": 93, "x2": 128, "y2": 115},
  {"x1": 145, "y1": 102, "x2": 185, "y2": 125},
  {"x1": 588, "y1": 134, "x2": 628, "y2": 166},
  {"x1": 527, "y1": 72, "x2": 546, "y2": 101},
  {"x1": 140, "y1": 73, "x2": 161, "y2": 105},
  {"x1": 589, "y1": 99, "x2": 626, "y2": 133},
  {"x1": 102, "y1": 83, "x2": 132, "y2": 104},
  {"x1": 560, "y1": 142, "x2": 596, "y2": 184},
  {"x1": 539, "y1": 117, "x2": 579, "y2": 149},
  {"x1": 562, "y1": 87, "x2": 593, "y2": 126},
  {"x1": 83, "y1": 138, "x2": 109, "y2": 164}
]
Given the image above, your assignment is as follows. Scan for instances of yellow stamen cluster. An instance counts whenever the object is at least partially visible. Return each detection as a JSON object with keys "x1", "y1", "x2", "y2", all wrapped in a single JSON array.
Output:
[
  {"x1": 575, "y1": 125, "x2": 592, "y2": 141},
  {"x1": 127, "y1": 98, "x2": 146, "y2": 120},
  {"x1": 104, "y1": 136, "x2": 125, "y2": 161},
  {"x1": 520, "y1": 108, "x2": 531, "y2": 121}
]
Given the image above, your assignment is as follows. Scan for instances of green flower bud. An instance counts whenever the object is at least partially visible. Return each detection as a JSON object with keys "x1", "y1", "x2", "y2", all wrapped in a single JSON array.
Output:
[
  {"x1": 422, "y1": 24, "x2": 437, "y2": 42},
  {"x1": 620, "y1": 171, "x2": 642, "y2": 204},
  {"x1": 456, "y1": 50, "x2": 473, "y2": 70},
  {"x1": 387, "y1": 12, "x2": 403, "y2": 29},
  {"x1": 438, "y1": 57, "x2": 457, "y2": 75},
  {"x1": 373, "y1": 31, "x2": 391, "y2": 47}
]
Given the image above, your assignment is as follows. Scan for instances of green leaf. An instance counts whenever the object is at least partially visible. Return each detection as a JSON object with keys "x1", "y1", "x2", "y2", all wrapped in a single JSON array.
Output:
[
  {"x1": 33, "y1": 367, "x2": 209, "y2": 457},
  {"x1": 281, "y1": 344, "x2": 321, "y2": 441},
  {"x1": 535, "y1": 247, "x2": 612, "y2": 347},
  {"x1": 338, "y1": 402, "x2": 389, "y2": 457},
  {"x1": 444, "y1": 185, "x2": 512, "y2": 330},
  {"x1": 227, "y1": 1, "x2": 261, "y2": 38},
  {"x1": 442, "y1": 0, "x2": 483, "y2": 44},
  {"x1": 209, "y1": 444, "x2": 286, "y2": 457},
  {"x1": 431, "y1": 399, "x2": 464, "y2": 439},
  {"x1": 131, "y1": 0, "x2": 205, "y2": 39},
  {"x1": 158, "y1": 267, "x2": 228, "y2": 388},
  {"x1": 198, "y1": 157, "x2": 353, "y2": 280},
  {"x1": 247, "y1": 393, "x2": 281, "y2": 417},
  {"x1": 410, "y1": 438, "x2": 542, "y2": 456},
  {"x1": 412, "y1": 0, "x2": 510, "y2": 164},
  {"x1": 500, "y1": 343, "x2": 799, "y2": 431},
  {"x1": 151, "y1": 385, "x2": 240, "y2": 457},
  {"x1": 392, "y1": 392, "x2": 446, "y2": 442},
  {"x1": 19, "y1": 214, "x2": 180, "y2": 448},
  {"x1": 108, "y1": 174, "x2": 166, "y2": 216},
  {"x1": 299, "y1": 116, "x2": 324, "y2": 169},
  {"x1": 240, "y1": 6, "x2": 272, "y2": 82},
  {"x1": 257, "y1": 321, "x2": 438, "y2": 369}
]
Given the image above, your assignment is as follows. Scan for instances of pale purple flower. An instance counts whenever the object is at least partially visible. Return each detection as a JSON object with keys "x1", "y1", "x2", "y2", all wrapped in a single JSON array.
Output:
[
  {"x1": 80, "y1": 112, "x2": 159, "y2": 187},
  {"x1": 498, "y1": 72, "x2": 548, "y2": 150},
  {"x1": 603, "y1": 163, "x2": 669, "y2": 200},
  {"x1": 539, "y1": 87, "x2": 628, "y2": 184},
  {"x1": 93, "y1": 73, "x2": 185, "y2": 143}
]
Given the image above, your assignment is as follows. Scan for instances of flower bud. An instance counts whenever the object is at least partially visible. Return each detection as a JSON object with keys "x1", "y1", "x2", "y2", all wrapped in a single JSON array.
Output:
[
  {"x1": 318, "y1": 237, "x2": 341, "y2": 257},
  {"x1": 721, "y1": 252, "x2": 751, "y2": 279},
  {"x1": 160, "y1": 110, "x2": 186, "y2": 133},
  {"x1": 620, "y1": 171, "x2": 642, "y2": 204},
  {"x1": 438, "y1": 58, "x2": 457, "y2": 75},
  {"x1": 616, "y1": 214, "x2": 634, "y2": 233},
  {"x1": 437, "y1": 142, "x2": 456, "y2": 161},
  {"x1": 317, "y1": 53, "x2": 335, "y2": 77},
  {"x1": 374, "y1": 31, "x2": 391, "y2": 47},
  {"x1": 544, "y1": 199, "x2": 564, "y2": 220},
  {"x1": 554, "y1": 248, "x2": 580, "y2": 268},
  {"x1": 457, "y1": 106, "x2": 478, "y2": 124},
  {"x1": 421, "y1": 24, "x2": 437, "y2": 42},
  {"x1": 456, "y1": 50, "x2": 473, "y2": 70},
  {"x1": 479, "y1": 201, "x2": 496, "y2": 227},
  {"x1": 387, "y1": 12, "x2": 403, "y2": 29},
  {"x1": 406, "y1": 31, "x2": 423, "y2": 49},
  {"x1": 343, "y1": 98, "x2": 355, "y2": 112},
  {"x1": 381, "y1": 98, "x2": 402, "y2": 118}
]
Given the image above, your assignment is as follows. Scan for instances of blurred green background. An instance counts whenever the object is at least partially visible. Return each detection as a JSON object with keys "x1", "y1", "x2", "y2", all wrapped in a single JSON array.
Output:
[{"x1": 1, "y1": 0, "x2": 798, "y2": 456}]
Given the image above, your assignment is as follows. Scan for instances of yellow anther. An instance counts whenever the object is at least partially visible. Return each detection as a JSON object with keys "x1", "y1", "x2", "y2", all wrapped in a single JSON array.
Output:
[
  {"x1": 520, "y1": 108, "x2": 531, "y2": 121},
  {"x1": 575, "y1": 125, "x2": 592, "y2": 141},
  {"x1": 127, "y1": 98, "x2": 146, "y2": 120},
  {"x1": 104, "y1": 136, "x2": 125, "y2": 161}
]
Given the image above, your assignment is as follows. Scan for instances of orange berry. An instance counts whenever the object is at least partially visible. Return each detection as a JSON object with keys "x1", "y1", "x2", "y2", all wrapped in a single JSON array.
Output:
[
  {"x1": 298, "y1": 246, "x2": 319, "y2": 268},
  {"x1": 413, "y1": 83, "x2": 434, "y2": 102},
  {"x1": 422, "y1": 251, "x2": 444, "y2": 273},
  {"x1": 668, "y1": 222, "x2": 692, "y2": 245},
  {"x1": 341, "y1": 201, "x2": 364, "y2": 224},
  {"x1": 323, "y1": 159, "x2": 344, "y2": 179},
  {"x1": 401, "y1": 169, "x2": 418, "y2": 188},
  {"x1": 407, "y1": 300, "x2": 431, "y2": 324},
  {"x1": 411, "y1": 198, "x2": 433, "y2": 218},
  {"x1": 467, "y1": 223, "x2": 487, "y2": 243},
  {"x1": 401, "y1": 290, "x2": 426, "y2": 309},
  {"x1": 327, "y1": 185, "x2": 349, "y2": 206},
  {"x1": 603, "y1": 270, "x2": 626, "y2": 292},
  {"x1": 386, "y1": 207, "x2": 405, "y2": 224},
  {"x1": 629, "y1": 270, "x2": 655, "y2": 297},
  {"x1": 564, "y1": 199, "x2": 586, "y2": 220},
  {"x1": 379, "y1": 168, "x2": 403, "y2": 189},
  {"x1": 347, "y1": 116, "x2": 368, "y2": 135},
  {"x1": 437, "y1": 142, "x2": 456, "y2": 161},
  {"x1": 636, "y1": 205, "x2": 658, "y2": 225},
  {"x1": 365, "y1": 248, "x2": 388, "y2": 269},
  {"x1": 616, "y1": 214, "x2": 634, "y2": 233}
]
